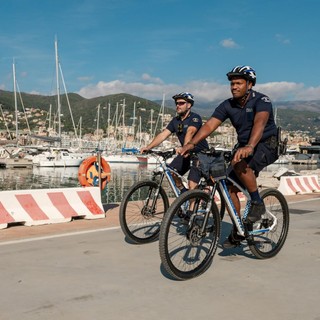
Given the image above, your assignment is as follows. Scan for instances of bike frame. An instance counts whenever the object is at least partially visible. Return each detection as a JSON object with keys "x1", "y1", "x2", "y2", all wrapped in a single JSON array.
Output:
[
  {"x1": 211, "y1": 175, "x2": 278, "y2": 238},
  {"x1": 151, "y1": 154, "x2": 188, "y2": 198}
]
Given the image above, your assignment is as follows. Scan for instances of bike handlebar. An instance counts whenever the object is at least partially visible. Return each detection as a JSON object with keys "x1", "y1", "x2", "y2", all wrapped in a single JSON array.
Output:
[
  {"x1": 143, "y1": 147, "x2": 234, "y2": 163},
  {"x1": 143, "y1": 149, "x2": 176, "y2": 161}
]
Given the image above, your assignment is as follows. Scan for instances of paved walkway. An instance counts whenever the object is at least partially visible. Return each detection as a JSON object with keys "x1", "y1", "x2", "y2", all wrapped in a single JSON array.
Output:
[
  {"x1": 0, "y1": 193, "x2": 319, "y2": 320},
  {"x1": 0, "y1": 193, "x2": 318, "y2": 242}
]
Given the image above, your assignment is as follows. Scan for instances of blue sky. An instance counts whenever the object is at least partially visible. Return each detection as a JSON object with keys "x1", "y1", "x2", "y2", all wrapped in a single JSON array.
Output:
[{"x1": 1, "y1": 0, "x2": 320, "y2": 103}]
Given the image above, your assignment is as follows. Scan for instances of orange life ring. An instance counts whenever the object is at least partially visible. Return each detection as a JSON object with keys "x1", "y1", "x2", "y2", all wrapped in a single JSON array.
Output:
[{"x1": 78, "y1": 156, "x2": 111, "y2": 190}]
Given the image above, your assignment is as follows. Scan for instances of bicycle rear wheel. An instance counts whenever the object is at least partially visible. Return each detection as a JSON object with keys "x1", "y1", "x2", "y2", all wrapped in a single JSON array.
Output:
[
  {"x1": 249, "y1": 188, "x2": 289, "y2": 259},
  {"x1": 119, "y1": 180, "x2": 169, "y2": 244},
  {"x1": 159, "y1": 190, "x2": 221, "y2": 280}
]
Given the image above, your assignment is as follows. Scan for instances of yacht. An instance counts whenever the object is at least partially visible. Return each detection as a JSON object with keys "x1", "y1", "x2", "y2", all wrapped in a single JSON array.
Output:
[{"x1": 32, "y1": 148, "x2": 87, "y2": 167}]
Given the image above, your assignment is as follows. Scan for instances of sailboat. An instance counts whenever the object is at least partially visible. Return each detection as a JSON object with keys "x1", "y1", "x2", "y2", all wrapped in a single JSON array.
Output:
[
  {"x1": 101, "y1": 99, "x2": 146, "y2": 164},
  {"x1": 34, "y1": 38, "x2": 88, "y2": 167},
  {"x1": 32, "y1": 147, "x2": 85, "y2": 167},
  {"x1": 1, "y1": 61, "x2": 33, "y2": 168}
]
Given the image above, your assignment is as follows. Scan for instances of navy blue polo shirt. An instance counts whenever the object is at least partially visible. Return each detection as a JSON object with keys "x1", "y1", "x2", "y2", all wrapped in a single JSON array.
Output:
[
  {"x1": 166, "y1": 111, "x2": 209, "y2": 152},
  {"x1": 212, "y1": 90, "x2": 277, "y2": 145}
]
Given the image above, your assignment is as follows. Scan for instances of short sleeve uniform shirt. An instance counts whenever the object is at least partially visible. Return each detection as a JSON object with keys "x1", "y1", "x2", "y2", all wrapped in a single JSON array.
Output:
[
  {"x1": 212, "y1": 90, "x2": 277, "y2": 145},
  {"x1": 166, "y1": 111, "x2": 209, "y2": 152}
]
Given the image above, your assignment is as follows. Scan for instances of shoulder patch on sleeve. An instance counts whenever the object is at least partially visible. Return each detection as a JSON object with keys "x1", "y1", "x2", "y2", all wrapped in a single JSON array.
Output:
[
  {"x1": 261, "y1": 96, "x2": 271, "y2": 103},
  {"x1": 192, "y1": 117, "x2": 199, "y2": 123}
]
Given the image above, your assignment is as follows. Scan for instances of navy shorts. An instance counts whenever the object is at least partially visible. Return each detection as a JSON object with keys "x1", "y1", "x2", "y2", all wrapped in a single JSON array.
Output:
[
  {"x1": 228, "y1": 140, "x2": 278, "y2": 186},
  {"x1": 246, "y1": 141, "x2": 278, "y2": 174},
  {"x1": 169, "y1": 155, "x2": 201, "y2": 183}
]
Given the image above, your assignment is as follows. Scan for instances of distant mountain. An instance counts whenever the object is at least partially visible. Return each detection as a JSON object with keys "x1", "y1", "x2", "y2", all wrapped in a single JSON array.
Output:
[{"x1": 1, "y1": 89, "x2": 319, "y2": 137}]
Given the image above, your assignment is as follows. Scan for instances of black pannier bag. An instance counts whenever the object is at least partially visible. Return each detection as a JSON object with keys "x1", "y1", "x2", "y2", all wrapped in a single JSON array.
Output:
[{"x1": 196, "y1": 152, "x2": 226, "y2": 180}]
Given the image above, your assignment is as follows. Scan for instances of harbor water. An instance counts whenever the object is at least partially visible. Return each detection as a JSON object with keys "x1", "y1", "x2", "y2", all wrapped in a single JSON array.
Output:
[
  {"x1": 0, "y1": 162, "x2": 319, "y2": 204},
  {"x1": 0, "y1": 163, "x2": 154, "y2": 204}
]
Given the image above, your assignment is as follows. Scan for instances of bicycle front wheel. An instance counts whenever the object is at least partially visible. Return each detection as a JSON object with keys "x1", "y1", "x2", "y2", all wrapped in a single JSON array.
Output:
[
  {"x1": 119, "y1": 180, "x2": 169, "y2": 244},
  {"x1": 159, "y1": 190, "x2": 221, "y2": 280},
  {"x1": 217, "y1": 187, "x2": 226, "y2": 220},
  {"x1": 249, "y1": 188, "x2": 289, "y2": 259}
]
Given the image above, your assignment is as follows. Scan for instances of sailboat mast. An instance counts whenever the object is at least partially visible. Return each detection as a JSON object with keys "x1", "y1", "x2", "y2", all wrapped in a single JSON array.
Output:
[
  {"x1": 161, "y1": 93, "x2": 165, "y2": 130},
  {"x1": 115, "y1": 102, "x2": 119, "y2": 140},
  {"x1": 79, "y1": 116, "x2": 82, "y2": 148},
  {"x1": 13, "y1": 60, "x2": 18, "y2": 142},
  {"x1": 55, "y1": 37, "x2": 61, "y2": 141},
  {"x1": 122, "y1": 98, "x2": 126, "y2": 141},
  {"x1": 139, "y1": 116, "x2": 142, "y2": 145},
  {"x1": 96, "y1": 104, "x2": 100, "y2": 138},
  {"x1": 48, "y1": 104, "x2": 52, "y2": 130},
  {"x1": 131, "y1": 101, "x2": 137, "y2": 136},
  {"x1": 150, "y1": 109, "x2": 154, "y2": 139},
  {"x1": 95, "y1": 104, "x2": 101, "y2": 149},
  {"x1": 107, "y1": 103, "x2": 111, "y2": 140}
]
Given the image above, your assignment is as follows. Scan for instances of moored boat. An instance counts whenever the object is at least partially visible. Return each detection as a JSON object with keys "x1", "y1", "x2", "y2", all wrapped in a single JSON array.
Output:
[{"x1": 32, "y1": 148, "x2": 86, "y2": 167}]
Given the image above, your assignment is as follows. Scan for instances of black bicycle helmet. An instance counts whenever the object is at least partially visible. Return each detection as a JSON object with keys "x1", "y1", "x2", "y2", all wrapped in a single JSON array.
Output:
[
  {"x1": 226, "y1": 65, "x2": 256, "y2": 86},
  {"x1": 172, "y1": 92, "x2": 194, "y2": 106}
]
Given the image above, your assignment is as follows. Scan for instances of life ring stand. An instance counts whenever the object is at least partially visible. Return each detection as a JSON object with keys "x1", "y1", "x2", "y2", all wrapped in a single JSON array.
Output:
[{"x1": 78, "y1": 156, "x2": 111, "y2": 190}]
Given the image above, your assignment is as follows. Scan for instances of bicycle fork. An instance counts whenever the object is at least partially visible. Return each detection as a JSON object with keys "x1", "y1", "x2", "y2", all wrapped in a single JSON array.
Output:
[{"x1": 142, "y1": 174, "x2": 165, "y2": 217}]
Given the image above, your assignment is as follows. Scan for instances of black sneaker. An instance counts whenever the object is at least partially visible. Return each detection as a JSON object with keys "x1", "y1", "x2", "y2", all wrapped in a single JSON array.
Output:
[
  {"x1": 246, "y1": 201, "x2": 265, "y2": 223},
  {"x1": 222, "y1": 230, "x2": 245, "y2": 249}
]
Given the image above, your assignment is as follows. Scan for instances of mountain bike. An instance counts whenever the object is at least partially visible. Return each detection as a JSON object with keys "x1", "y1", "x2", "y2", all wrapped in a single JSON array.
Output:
[
  {"x1": 119, "y1": 149, "x2": 226, "y2": 244},
  {"x1": 158, "y1": 149, "x2": 290, "y2": 280}
]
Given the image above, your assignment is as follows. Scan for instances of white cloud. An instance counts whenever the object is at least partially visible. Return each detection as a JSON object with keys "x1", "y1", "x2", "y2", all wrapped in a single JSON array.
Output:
[
  {"x1": 78, "y1": 79, "x2": 178, "y2": 100},
  {"x1": 255, "y1": 82, "x2": 304, "y2": 100},
  {"x1": 141, "y1": 73, "x2": 163, "y2": 84},
  {"x1": 78, "y1": 78, "x2": 320, "y2": 102},
  {"x1": 275, "y1": 34, "x2": 291, "y2": 45},
  {"x1": 220, "y1": 38, "x2": 239, "y2": 48},
  {"x1": 294, "y1": 86, "x2": 320, "y2": 100}
]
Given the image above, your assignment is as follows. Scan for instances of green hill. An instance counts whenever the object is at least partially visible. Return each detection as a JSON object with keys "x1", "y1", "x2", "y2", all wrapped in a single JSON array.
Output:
[
  {"x1": 1, "y1": 89, "x2": 320, "y2": 137},
  {"x1": 0, "y1": 90, "x2": 174, "y2": 135}
]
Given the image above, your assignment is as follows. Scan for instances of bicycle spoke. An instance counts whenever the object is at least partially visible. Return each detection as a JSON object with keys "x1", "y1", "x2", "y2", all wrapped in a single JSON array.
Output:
[
  {"x1": 119, "y1": 181, "x2": 169, "y2": 244},
  {"x1": 249, "y1": 189, "x2": 289, "y2": 259},
  {"x1": 159, "y1": 190, "x2": 221, "y2": 280}
]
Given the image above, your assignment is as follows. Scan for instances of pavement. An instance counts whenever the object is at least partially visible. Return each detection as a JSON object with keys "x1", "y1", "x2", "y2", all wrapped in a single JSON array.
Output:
[
  {"x1": 0, "y1": 193, "x2": 318, "y2": 242},
  {"x1": 0, "y1": 193, "x2": 319, "y2": 320}
]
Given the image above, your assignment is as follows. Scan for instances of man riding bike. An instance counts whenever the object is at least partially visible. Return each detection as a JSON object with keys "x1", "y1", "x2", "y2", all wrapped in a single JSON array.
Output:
[
  {"x1": 141, "y1": 92, "x2": 209, "y2": 192},
  {"x1": 178, "y1": 66, "x2": 278, "y2": 248}
]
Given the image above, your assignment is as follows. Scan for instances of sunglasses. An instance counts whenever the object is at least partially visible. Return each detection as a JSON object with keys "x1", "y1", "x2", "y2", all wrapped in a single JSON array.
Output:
[{"x1": 175, "y1": 101, "x2": 187, "y2": 106}]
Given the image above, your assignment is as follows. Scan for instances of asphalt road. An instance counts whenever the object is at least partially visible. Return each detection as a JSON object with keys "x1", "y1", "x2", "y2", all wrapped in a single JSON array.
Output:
[{"x1": 0, "y1": 195, "x2": 319, "y2": 320}]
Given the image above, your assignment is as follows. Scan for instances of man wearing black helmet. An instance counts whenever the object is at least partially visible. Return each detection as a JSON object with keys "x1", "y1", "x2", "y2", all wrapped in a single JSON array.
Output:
[
  {"x1": 141, "y1": 92, "x2": 209, "y2": 191},
  {"x1": 178, "y1": 66, "x2": 278, "y2": 248}
]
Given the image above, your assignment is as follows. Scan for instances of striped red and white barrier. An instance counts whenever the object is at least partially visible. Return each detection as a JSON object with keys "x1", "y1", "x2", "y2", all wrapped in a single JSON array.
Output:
[
  {"x1": 0, "y1": 187, "x2": 105, "y2": 229},
  {"x1": 277, "y1": 175, "x2": 320, "y2": 196}
]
